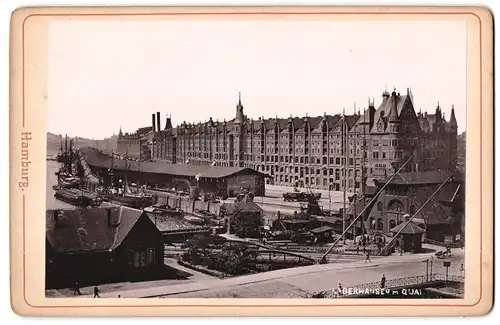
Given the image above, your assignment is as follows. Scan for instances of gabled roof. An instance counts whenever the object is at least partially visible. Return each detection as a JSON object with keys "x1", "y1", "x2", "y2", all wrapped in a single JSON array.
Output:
[
  {"x1": 80, "y1": 147, "x2": 269, "y2": 179},
  {"x1": 46, "y1": 206, "x2": 147, "y2": 253},
  {"x1": 326, "y1": 115, "x2": 342, "y2": 129},
  {"x1": 390, "y1": 221, "x2": 425, "y2": 234},
  {"x1": 222, "y1": 201, "x2": 264, "y2": 214},
  {"x1": 370, "y1": 92, "x2": 409, "y2": 133},
  {"x1": 331, "y1": 114, "x2": 360, "y2": 132},
  {"x1": 308, "y1": 116, "x2": 323, "y2": 129}
]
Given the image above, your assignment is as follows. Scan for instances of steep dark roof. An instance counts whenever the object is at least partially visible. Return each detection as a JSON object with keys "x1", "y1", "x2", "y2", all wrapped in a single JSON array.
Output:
[
  {"x1": 80, "y1": 147, "x2": 269, "y2": 179},
  {"x1": 408, "y1": 184, "x2": 463, "y2": 224},
  {"x1": 326, "y1": 114, "x2": 342, "y2": 128},
  {"x1": 345, "y1": 114, "x2": 361, "y2": 128},
  {"x1": 371, "y1": 93, "x2": 408, "y2": 132},
  {"x1": 434, "y1": 183, "x2": 462, "y2": 203},
  {"x1": 46, "y1": 206, "x2": 146, "y2": 253}
]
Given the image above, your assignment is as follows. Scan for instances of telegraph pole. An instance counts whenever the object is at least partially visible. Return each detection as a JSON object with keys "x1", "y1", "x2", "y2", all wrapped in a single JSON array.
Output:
[
  {"x1": 361, "y1": 105, "x2": 368, "y2": 237},
  {"x1": 341, "y1": 109, "x2": 347, "y2": 244},
  {"x1": 352, "y1": 103, "x2": 357, "y2": 240}
]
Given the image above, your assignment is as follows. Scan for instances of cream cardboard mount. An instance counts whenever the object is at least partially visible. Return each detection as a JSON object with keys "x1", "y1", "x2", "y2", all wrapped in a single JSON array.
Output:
[{"x1": 9, "y1": 6, "x2": 494, "y2": 317}]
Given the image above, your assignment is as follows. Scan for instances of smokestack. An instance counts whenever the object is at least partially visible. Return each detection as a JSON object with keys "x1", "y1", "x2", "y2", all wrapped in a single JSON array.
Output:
[
  {"x1": 156, "y1": 112, "x2": 161, "y2": 132},
  {"x1": 152, "y1": 114, "x2": 156, "y2": 132}
]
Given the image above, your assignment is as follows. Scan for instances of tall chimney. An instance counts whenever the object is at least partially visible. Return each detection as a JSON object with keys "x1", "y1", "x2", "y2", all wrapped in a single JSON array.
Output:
[
  {"x1": 152, "y1": 114, "x2": 156, "y2": 132},
  {"x1": 157, "y1": 112, "x2": 161, "y2": 132}
]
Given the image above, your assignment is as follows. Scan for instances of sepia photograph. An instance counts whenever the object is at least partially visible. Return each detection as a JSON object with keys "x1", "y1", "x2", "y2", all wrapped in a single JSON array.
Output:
[
  {"x1": 44, "y1": 16, "x2": 467, "y2": 300},
  {"x1": 9, "y1": 6, "x2": 493, "y2": 317}
]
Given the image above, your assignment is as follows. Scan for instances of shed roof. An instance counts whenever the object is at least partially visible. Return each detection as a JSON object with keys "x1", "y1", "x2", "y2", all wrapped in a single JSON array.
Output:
[
  {"x1": 222, "y1": 202, "x2": 264, "y2": 214},
  {"x1": 46, "y1": 206, "x2": 148, "y2": 253},
  {"x1": 309, "y1": 226, "x2": 334, "y2": 234},
  {"x1": 80, "y1": 147, "x2": 269, "y2": 179},
  {"x1": 281, "y1": 219, "x2": 311, "y2": 224}
]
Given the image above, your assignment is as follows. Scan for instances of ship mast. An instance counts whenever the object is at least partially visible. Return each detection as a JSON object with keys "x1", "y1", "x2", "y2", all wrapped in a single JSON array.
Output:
[
  {"x1": 69, "y1": 138, "x2": 73, "y2": 174},
  {"x1": 109, "y1": 149, "x2": 115, "y2": 190},
  {"x1": 64, "y1": 134, "x2": 68, "y2": 171}
]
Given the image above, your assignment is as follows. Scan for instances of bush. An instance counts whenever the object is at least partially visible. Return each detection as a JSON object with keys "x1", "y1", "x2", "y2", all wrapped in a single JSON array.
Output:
[
  {"x1": 310, "y1": 291, "x2": 328, "y2": 298},
  {"x1": 181, "y1": 235, "x2": 255, "y2": 276},
  {"x1": 231, "y1": 212, "x2": 263, "y2": 238}
]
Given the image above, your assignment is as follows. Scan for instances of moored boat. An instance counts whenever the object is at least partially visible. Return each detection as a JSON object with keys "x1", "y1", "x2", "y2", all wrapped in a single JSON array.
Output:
[
  {"x1": 54, "y1": 188, "x2": 102, "y2": 208},
  {"x1": 103, "y1": 190, "x2": 154, "y2": 209}
]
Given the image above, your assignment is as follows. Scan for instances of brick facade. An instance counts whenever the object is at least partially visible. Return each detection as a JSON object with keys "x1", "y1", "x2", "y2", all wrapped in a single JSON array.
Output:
[{"x1": 129, "y1": 88, "x2": 458, "y2": 191}]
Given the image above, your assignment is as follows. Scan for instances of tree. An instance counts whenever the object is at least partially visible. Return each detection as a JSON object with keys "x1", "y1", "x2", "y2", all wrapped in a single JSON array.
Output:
[{"x1": 230, "y1": 208, "x2": 264, "y2": 238}]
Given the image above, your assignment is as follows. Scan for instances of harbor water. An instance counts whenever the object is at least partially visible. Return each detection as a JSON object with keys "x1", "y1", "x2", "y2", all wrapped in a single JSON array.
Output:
[{"x1": 46, "y1": 160, "x2": 75, "y2": 210}]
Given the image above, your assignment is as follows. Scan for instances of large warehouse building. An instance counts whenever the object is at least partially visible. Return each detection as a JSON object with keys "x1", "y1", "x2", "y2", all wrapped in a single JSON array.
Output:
[
  {"x1": 128, "y1": 89, "x2": 458, "y2": 192},
  {"x1": 79, "y1": 147, "x2": 269, "y2": 197}
]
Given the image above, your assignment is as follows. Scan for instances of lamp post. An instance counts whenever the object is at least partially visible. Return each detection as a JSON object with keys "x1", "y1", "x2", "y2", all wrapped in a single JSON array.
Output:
[
  {"x1": 328, "y1": 182, "x2": 333, "y2": 215},
  {"x1": 426, "y1": 258, "x2": 429, "y2": 282},
  {"x1": 430, "y1": 256, "x2": 434, "y2": 279}
]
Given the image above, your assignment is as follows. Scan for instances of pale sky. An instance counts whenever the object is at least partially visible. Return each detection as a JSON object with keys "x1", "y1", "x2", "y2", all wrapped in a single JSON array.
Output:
[{"x1": 48, "y1": 19, "x2": 466, "y2": 139}]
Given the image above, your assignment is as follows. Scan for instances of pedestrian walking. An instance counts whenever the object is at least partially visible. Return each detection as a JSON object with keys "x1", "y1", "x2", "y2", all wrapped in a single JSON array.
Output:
[
  {"x1": 73, "y1": 282, "x2": 82, "y2": 295},
  {"x1": 93, "y1": 286, "x2": 100, "y2": 298},
  {"x1": 381, "y1": 274, "x2": 386, "y2": 288},
  {"x1": 356, "y1": 246, "x2": 359, "y2": 255},
  {"x1": 365, "y1": 250, "x2": 371, "y2": 263},
  {"x1": 338, "y1": 283, "x2": 343, "y2": 296}
]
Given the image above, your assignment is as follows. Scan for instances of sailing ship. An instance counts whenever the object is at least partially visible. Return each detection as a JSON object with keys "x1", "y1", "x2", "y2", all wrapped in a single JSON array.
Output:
[
  {"x1": 54, "y1": 136, "x2": 83, "y2": 189},
  {"x1": 101, "y1": 151, "x2": 155, "y2": 209}
]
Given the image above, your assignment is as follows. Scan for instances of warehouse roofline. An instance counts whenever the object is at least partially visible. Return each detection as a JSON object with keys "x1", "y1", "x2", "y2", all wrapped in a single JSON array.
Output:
[{"x1": 79, "y1": 147, "x2": 271, "y2": 179}]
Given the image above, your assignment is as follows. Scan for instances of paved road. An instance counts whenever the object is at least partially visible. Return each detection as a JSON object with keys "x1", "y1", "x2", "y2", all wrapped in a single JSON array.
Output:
[
  {"x1": 77, "y1": 247, "x2": 463, "y2": 299},
  {"x1": 165, "y1": 250, "x2": 465, "y2": 298}
]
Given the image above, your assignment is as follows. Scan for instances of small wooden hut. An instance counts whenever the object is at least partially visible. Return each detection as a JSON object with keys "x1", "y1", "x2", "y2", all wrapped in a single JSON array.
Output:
[{"x1": 390, "y1": 219, "x2": 425, "y2": 252}]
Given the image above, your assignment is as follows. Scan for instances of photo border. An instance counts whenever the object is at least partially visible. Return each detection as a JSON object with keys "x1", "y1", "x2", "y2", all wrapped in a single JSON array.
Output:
[{"x1": 9, "y1": 6, "x2": 493, "y2": 317}]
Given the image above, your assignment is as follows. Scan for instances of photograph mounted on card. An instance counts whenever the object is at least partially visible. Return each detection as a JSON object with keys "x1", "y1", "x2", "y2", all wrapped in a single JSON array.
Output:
[{"x1": 9, "y1": 6, "x2": 493, "y2": 316}]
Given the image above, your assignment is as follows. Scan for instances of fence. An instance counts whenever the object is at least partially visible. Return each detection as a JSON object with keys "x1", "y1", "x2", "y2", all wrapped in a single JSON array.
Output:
[{"x1": 306, "y1": 273, "x2": 464, "y2": 298}]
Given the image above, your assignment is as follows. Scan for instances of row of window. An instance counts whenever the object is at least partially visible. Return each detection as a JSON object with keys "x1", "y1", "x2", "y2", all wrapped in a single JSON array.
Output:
[
  {"x1": 262, "y1": 165, "x2": 359, "y2": 175},
  {"x1": 372, "y1": 151, "x2": 404, "y2": 160}
]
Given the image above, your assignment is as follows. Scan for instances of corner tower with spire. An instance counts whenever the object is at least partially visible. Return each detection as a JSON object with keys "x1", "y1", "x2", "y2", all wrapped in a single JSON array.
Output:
[
  {"x1": 234, "y1": 92, "x2": 245, "y2": 128},
  {"x1": 232, "y1": 92, "x2": 246, "y2": 167}
]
